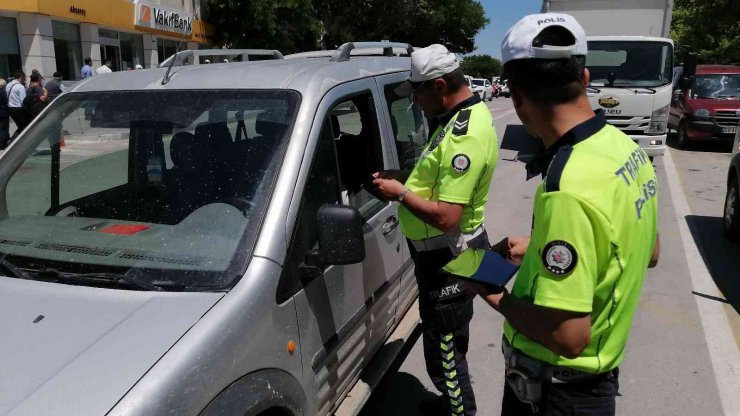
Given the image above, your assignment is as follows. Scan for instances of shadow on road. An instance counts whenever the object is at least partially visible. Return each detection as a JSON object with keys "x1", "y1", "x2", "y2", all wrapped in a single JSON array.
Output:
[
  {"x1": 666, "y1": 131, "x2": 734, "y2": 154},
  {"x1": 359, "y1": 327, "x2": 437, "y2": 415},
  {"x1": 499, "y1": 124, "x2": 541, "y2": 163},
  {"x1": 685, "y1": 215, "x2": 740, "y2": 313}
]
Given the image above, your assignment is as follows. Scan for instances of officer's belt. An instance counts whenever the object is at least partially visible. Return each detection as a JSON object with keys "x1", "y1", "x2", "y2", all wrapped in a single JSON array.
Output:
[
  {"x1": 503, "y1": 337, "x2": 615, "y2": 384},
  {"x1": 410, "y1": 225, "x2": 486, "y2": 252}
]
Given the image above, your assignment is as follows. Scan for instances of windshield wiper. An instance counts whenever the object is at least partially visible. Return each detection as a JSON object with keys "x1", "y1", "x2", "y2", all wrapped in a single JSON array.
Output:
[
  {"x1": 587, "y1": 85, "x2": 602, "y2": 93},
  {"x1": 0, "y1": 256, "x2": 31, "y2": 280},
  {"x1": 34, "y1": 267, "x2": 165, "y2": 291},
  {"x1": 611, "y1": 84, "x2": 657, "y2": 94}
]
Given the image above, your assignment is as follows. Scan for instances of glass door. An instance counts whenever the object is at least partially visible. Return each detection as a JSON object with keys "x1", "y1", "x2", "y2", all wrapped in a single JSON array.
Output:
[{"x1": 98, "y1": 29, "x2": 122, "y2": 72}]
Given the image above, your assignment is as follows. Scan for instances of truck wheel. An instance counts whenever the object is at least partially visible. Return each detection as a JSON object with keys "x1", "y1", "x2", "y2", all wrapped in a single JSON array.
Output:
[
  {"x1": 724, "y1": 175, "x2": 740, "y2": 242},
  {"x1": 678, "y1": 122, "x2": 692, "y2": 149}
]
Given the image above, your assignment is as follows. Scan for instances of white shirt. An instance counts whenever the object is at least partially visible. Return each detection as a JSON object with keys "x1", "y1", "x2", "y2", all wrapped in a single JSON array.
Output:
[
  {"x1": 5, "y1": 79, "x2": 26, "y2": 108},
  {"x1": 95, "y1": 66, "x2": 112, "y2": 74}
]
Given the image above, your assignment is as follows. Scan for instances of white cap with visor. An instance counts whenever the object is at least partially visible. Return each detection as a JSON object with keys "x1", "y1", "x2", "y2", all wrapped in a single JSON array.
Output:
[
  {"x1": 395, "y1": 44, "x2": 460, "y2": 96},
  {"x1": 501, "y1": 13, "x2": 587, "y2": 65}
]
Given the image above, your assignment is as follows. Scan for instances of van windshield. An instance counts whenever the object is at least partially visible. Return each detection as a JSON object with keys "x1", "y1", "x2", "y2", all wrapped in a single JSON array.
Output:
[
  {"x1": 691, "y1": 74, "x2": 740, "y2": 99},
  {"x1": 587, "y1": 41, "x2": 673, "y2": 88},
  {"x1": 0, "y1": 90, "x2": 299, "y2": 291},
  {"x1": 471, "y1": 79, "x2": 485, "y2": 87}
]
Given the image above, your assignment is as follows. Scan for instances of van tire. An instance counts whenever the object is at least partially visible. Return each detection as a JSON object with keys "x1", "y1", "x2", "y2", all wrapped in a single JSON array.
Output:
[
  {"x1": 200, "y1": 369, "x2": 307, "y2": 416},
  {"x1": 678, "y1": 121, "x2": 692, "y2": 149},
  {"x1": 724, "y1": 174, "x2": 740, "y2": 242}
]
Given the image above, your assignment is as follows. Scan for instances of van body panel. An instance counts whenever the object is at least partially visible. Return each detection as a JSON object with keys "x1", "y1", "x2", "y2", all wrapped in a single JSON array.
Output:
[{"x1": 108, "y1": 257, "x2": 303, "y2": 416}]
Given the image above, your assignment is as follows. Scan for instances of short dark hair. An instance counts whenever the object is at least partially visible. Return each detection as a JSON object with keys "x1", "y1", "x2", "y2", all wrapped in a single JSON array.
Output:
[
  {"x1": 53, "y1": 71, "x2": 63, "y2": 78},
  {"x1": 441, "y1": 68, "x2": 467, "y2": 93},
  {"x1": 503, "y1": 26, "x2": 586, "y2": 106},
  {"x1": 30, "y1": 73, "x2": 42, "y2": 83},
  {"x1": 12, "y1": 70, "x2": 25, "y2": 79},
  {"x1": 84, "y1": 57, "x2": 92, "y2": 65}
]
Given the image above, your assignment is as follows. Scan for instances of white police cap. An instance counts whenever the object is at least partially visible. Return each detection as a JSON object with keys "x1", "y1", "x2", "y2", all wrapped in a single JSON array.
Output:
[
  {"x1": 501, "y1": 13, "x2": 587, "y2": 65},
  {"x1": 396, "y1": 44, "x2": 460, "y2": 96}
]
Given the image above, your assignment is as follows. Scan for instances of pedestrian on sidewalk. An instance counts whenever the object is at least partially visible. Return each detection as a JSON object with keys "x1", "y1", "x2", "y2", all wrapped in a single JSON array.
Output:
[
  {"x1": 462, "y1": 13, "x2": 661, "y2": 416},
  {"x1": 24, "y1": 72, "x2": 48, "y2": 120},
  {"x1": 371, "y1": 44, "x2": 500, "y2": 416},
  {"x1": 44, "y1": 72, "x2": 65, "y2": 102},
  {"x1": 81, "y1": 57, "x2": 93, "y2": 79},
  {"x1": 5, "y1": 70, "x2": 29, "y2": 140},
  {"x1": 0, "y1": 75, "x2": 9, "y2": 148},
  {"x1": 96, "y1": 60, "x2": 113, "y2": 75}
]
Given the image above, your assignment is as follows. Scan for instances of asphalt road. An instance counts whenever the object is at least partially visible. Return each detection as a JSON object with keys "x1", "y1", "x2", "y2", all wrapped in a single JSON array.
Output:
[{"x1": 359, "y1": 98, "x2": 740, "y2": 416}]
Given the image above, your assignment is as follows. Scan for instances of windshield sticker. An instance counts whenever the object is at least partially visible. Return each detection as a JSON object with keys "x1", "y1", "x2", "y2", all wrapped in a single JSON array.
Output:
[{"x1": 99, "y1": 224, "x2": 150, "y2": 235}]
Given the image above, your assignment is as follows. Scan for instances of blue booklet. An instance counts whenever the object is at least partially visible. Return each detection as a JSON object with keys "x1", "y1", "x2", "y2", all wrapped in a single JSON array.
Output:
[{"x1": 443, "y1": 248, "x2": 519, "y2": 287}]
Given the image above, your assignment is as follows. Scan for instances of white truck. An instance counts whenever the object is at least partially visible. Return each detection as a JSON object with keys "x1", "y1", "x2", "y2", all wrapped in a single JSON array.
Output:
[{"x1": 542, "y1": 0, "x2": 675, "y2": 158}]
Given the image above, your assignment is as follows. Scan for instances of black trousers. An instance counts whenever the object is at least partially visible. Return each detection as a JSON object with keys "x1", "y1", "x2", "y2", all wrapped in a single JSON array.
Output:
[
  {"x1": 501, "y1": 368, "x2": 619, "y2": 416},
  {"x1": 8, "y1": 107, "x2": 29, "y2": 140},
  {"x1": 410, "y1": 243, "x2": 477, "y2": 416},
  {"x1": 0, "y1": 113, "x2": 9, "y2": 148}
]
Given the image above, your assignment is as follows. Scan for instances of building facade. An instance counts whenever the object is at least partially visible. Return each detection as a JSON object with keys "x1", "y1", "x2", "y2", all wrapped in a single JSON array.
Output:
[{"x1": 0, "y1": 0, "x2": 213, "y2": 81}]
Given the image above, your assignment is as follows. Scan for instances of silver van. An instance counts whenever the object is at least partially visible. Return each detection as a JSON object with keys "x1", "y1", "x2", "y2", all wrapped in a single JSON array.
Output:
[{"x1": 0, "y1": 43, "x2": 429, "y2": 416}]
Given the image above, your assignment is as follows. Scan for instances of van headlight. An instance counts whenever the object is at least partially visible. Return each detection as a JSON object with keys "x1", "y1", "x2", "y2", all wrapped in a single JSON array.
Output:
[
  {"x1": 693, "y1": 108, "x2": 711, "y2": 118},
  {"x1": 648, "y1": 104, "x2": 670, "y2": 134}
]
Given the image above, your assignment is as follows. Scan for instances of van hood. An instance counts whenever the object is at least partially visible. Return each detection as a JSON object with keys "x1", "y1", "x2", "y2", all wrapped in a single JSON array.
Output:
[
  {"x1": 685, "y1": 97, "x2": 740, "y2": 114},
  {"x1": 0, "y1": 277, "x2": 223, "y2": 416}
]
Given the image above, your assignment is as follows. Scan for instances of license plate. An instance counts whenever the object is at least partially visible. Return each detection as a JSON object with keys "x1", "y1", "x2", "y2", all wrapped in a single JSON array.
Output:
[{"x1": 722, "y1": 127, "x2": 737, "y2": 134}]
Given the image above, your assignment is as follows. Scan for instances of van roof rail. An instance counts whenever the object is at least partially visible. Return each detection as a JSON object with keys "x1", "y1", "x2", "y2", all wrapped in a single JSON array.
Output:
[
  {"x1": 329, "y1": 42, "x2": 414, "y2": 62},
  {"x1": 158, "y1": 49, "x2": 284, "y2": 67}
]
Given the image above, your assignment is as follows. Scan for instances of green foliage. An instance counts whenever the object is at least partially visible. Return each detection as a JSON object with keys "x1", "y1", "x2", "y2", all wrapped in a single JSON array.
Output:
[
  {"x1": 203, "y1": 0, "x2": 321, "y2": 54},
  {"x1": 204, "y1": 0, "x2": 489, "y2": 55},
  {"x1": 316, "y1": 0, "x2": 488, "y2": 54},
  {"x1": 460, "y1": 54, "x2": 502, "y2": 79},
  {"x1": 670, "y1": 0, "x2": 740, "y2": 64}
]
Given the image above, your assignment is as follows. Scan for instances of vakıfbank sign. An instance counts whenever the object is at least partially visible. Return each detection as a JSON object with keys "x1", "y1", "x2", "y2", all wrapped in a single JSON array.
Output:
[{"x1": 134, "y1": 0, "x2": 193, "y2": 36}]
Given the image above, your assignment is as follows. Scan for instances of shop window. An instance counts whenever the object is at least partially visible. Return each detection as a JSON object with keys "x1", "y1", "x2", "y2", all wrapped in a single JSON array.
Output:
[
  {"x1": 121, "y1": 33, "x2": 145, "y2": 70},
  {"x1": 0, "y1": 17, "x2": 21, "y2": 80},
  {"x1": 157, "y1": 38, "x2": 180, "y2": 64},
  {"x1": 52, "y1": 21, "x2": 82, "y2": 81}
]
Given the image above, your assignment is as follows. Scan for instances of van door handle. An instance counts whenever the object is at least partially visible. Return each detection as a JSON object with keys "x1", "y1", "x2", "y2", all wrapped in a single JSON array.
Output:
[{"x1": 382, "y1": 216, "x2": 399, "y2": 235}]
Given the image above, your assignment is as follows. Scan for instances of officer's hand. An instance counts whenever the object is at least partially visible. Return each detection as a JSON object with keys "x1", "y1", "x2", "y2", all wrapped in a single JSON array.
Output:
[
  {"x1": 372, "y1": 178, "x2": 406, "y2": 201},
  {"x1": 373, "y1": 170, "x2": 402, "y2": 181}
]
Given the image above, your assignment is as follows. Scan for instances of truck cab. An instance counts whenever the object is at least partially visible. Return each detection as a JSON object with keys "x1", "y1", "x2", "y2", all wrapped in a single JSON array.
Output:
[
  {"x1": 585, "y1": 36, "x2": 674, "y2": 158},
  {"x1": 668, "y1": 65, "x2": 740, "y2": 148}
]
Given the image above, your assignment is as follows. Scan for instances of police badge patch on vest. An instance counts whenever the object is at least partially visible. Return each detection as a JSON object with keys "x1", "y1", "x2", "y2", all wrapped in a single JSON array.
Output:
[
  {"x1": 541, "y1": 240, "x2": 578, "y2": 275},
  {"x1": 452, "y1": 154, "x2": 470, "y2": 172}
]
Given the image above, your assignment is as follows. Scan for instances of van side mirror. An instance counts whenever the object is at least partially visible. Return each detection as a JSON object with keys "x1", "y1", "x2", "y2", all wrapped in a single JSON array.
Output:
[{"x1": 305, "y1": 204, "x2": 366, "y2": 269}]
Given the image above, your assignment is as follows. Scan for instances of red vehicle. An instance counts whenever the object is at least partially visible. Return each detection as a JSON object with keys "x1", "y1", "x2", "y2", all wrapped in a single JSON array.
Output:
[{"x1": 669, "y1": 64, "x2": 740, "y2": 148}]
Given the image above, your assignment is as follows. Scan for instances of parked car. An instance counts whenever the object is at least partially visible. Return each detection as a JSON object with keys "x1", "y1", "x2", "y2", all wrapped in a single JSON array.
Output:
[
  {"x1": 496, "y1": 80, "x2": 511, "y2": 98},
  {"x1": 724, "y1": 122, "x2": 740, "y2": 241},
  {"x1": 0, "y1": 42, "x2": 429, "y2": 416},
  {"x1": 668, "y1": 64, "x2": 740, "y2": 148},
  {"x1": 470, "y1": 78, "x2": 493, "y2": 101}
]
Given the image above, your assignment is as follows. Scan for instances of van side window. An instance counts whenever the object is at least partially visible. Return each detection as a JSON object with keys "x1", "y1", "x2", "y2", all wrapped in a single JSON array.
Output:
[
  {"x1": 383, "y1": 84, "x2": 427, "y2": 170},
  {"x1": 277, "y1": 121, "x2": 341, "y2": 302},
  {"x1": 331, "y1": 93, "x2": 386, "y2": 217}
]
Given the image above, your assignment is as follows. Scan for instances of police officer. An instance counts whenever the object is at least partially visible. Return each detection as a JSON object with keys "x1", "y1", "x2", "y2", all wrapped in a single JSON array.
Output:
[
  {"x1": 463, "y1": 14, "x2": 660, "y2": 415},
  {"x1": 372, "y1": 44, "x2": 499, "y2": 416}
]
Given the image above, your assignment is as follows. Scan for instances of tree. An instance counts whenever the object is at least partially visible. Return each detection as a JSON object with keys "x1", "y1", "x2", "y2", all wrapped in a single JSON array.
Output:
[
  {"x1": 202, "y1": 0, "x2": 321, "y2": 54},
  {"x1": 313, "y1": 0, "x2": 489, "y2": 53},
  {"x1": 671, "y1": 0, "x2": 740, "y2": 64},
  {"x1": 460, "y1": 54, "x2": 502, "y2": 79}
]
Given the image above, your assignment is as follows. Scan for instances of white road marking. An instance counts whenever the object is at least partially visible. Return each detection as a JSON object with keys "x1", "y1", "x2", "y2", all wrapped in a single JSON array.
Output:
[{"x1": 662, "y1": 149, "x2": 740, "y2": 416}]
